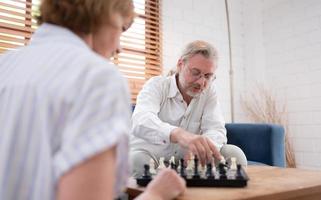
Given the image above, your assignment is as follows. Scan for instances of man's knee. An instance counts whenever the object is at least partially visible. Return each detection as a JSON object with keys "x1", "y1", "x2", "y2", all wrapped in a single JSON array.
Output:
[
  {"x1": 220, "y1": 144, "x2": 247, "y2": 166},
  {"x1": 129, "y1": 150, "x2": 156, "y2": 178}
]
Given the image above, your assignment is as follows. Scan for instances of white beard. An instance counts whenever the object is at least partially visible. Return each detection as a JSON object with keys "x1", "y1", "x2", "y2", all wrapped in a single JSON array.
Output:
[
  {"x1": 186, "y1": 89, "x2": 201, "y2": 98},
  {"x1": 178, "y1": 73, "x2": 202, "y2": 98}
]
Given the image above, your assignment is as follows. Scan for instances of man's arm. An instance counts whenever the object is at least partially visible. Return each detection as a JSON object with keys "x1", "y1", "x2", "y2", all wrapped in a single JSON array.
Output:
[
  {"x1": 201, "y1": 85, "x2": 227, "y2": 150},
  {"x1": 132, "y1": 77, "x2": 177, "y2": 145}
]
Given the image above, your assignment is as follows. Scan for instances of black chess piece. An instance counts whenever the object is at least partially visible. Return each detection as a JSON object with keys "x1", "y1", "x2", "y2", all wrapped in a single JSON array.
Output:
[
  {"x1": 206, "y1": 163, "x2": 214, "y2": 179},
  {"x1": 170, "y1": 161, "x2": 178, "y2": 172},
  {"x1": 170, "y1": 161, "x2": 174, "y2": 169},
  {"x1": 218, "y1": 163, "x2": 227, "y2": 179},
  {"x1": 136, "y1": 164, "x2": 152, "y2": 187},
  {"x1": 193, "y1": 155, "x2": 200, "y2": 179},
  {"x1": 180, "y1": 158, "x2": 186, "y2": 178},
  {"x1": 236, "y1": 164, "x2": 243, "y2": 179},
  {"x1": 142, "y1": 164, "x2": 152, "y2": 179},
  {"x1": 164, "y1": 160, "x2": 169, "y2": 168}
]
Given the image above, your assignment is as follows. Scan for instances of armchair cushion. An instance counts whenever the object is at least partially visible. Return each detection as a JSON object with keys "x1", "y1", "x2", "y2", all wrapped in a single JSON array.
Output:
[{"x1": 226, "y1": 123, "x2": 285, "y2": 167}]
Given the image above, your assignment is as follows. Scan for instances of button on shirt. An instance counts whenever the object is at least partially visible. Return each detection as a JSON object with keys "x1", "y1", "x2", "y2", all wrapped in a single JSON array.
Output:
[
  {"x1": 130, "y1": 75, "x2": 227, "y2": 159},
  {"x1": 0, "y1": 23, "x2": 131, "y2": 200}
]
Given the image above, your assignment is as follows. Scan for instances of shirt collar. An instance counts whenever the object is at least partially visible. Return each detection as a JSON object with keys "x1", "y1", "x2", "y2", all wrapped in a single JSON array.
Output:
[
  {"x1": 29, "y1": 23, "x2": 90, "y2": 50},
  {"x1": 168, "y1": 74, "x2": 180, "y2": 98}
]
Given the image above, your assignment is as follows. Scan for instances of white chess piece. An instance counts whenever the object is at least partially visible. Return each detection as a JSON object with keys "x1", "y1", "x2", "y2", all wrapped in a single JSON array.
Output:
[
  {"x1": 186, "y1": 154, "x2": 194, "y2": 176},
  {"x1": 211, "y1": 158, "x2": 216, "y2": 174},
  {"x1": 169, "y1": 156, "x2": 175, "y2": 164},
  {"x1": 157, "y1": 157, "x2": 166, "y2": 172},
  {"x1": 149, "y1": 159, "x2": 157, "y2": 175},
  {"x1": 200, "y1": 164, "x2": 206, "y2": 177},
  {"x1": 230, "y1": 157, "x2": 237, "y2": 170}
]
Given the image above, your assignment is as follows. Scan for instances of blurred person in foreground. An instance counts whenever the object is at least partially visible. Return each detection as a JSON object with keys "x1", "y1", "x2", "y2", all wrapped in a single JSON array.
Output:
[{"x1": 0, "y1": 0, "x2": 185, "y2": 200}]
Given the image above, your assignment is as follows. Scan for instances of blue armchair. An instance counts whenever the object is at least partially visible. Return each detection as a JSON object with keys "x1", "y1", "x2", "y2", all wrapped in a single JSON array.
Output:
[{"x1": 226, "y1": 123, "x2": 285, "y2": 167}]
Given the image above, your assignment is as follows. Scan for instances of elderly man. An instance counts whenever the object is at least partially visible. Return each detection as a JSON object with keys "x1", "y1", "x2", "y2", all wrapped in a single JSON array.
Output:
[{"x1": 130, "y1": 40, "x2": 247, "y2": 177}]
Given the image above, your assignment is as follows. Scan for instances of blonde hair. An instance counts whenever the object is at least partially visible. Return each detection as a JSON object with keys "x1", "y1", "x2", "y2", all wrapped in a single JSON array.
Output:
[{"x1": 38, "y1": 0, "x2": 135, "y2": 34}]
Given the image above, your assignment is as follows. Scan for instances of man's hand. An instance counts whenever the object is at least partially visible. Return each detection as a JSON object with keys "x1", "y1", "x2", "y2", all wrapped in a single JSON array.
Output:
[{"x1": 170, "y1": 127, "x2": 222, "y2": 166}]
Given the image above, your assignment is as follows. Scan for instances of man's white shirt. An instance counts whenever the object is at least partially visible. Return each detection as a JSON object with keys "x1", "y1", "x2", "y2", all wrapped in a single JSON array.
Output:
[{"x1": 130, "y1": 74, "x2": 227, "y2": 159}]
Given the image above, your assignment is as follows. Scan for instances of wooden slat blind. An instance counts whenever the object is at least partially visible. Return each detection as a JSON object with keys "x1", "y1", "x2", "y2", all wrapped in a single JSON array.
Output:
[
  {"x1": 0, "y1": 0, "x2": 162, "y2": 103},
  {"x1": 114, "y1": 0, "x2": 162, "y2": 103},
  {"x1": 0, "y1": 0, "x2": 38, "y2": 51}
]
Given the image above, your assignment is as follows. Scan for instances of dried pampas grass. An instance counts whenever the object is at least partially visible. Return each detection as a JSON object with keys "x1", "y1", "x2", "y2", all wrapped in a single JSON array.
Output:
[{"x1": 241, "y1": 84, "x2": 296, "y2": 168}]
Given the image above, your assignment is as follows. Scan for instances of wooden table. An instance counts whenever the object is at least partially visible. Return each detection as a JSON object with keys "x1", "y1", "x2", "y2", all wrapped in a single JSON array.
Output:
[{"x1": 126, "y1": 166, "x2": 321, "y2": 200}]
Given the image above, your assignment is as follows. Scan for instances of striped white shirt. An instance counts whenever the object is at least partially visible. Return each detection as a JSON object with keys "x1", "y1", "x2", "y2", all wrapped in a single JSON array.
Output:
[{"x1": 0, "y1": 23, "x2": 131, "y2": 200}]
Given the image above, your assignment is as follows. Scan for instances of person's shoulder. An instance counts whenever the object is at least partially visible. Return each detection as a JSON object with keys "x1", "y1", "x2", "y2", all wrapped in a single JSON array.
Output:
[
  {"x1": 142, "y1": 75, "x2": 171, "y2": 91},
  {"x1": 146, "y1": 74, "x2": 171, "y2": 85},
  {"x1": 148, "y1": 75, "x2": 168, "y2": 82},
  {"x1": 64, "y1": 51, "x2": 128, "y2": 98},
  {"x1": 0, "y1": 45, "x2": 28, "y2": 62},
  {"x1": 81, "y1": 51, "x2": 123, "y2": 79}
]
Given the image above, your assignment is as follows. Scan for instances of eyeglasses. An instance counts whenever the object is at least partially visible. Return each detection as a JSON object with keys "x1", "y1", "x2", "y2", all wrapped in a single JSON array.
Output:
[{"x1": 187, "y1": 67, "x2": 216, "y2": 82}]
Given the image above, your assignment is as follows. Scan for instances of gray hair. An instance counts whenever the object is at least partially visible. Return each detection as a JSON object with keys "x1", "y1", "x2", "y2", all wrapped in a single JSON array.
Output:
[
  {"x1": 180, "y1": 40, "x2": 218, "y2": 63},
  {"x1": 167, "y1": 40, "x2": 218, "y2": 76}
]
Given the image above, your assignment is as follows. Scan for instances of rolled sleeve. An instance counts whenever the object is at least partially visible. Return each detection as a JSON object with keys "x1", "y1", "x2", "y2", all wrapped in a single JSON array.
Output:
[
  {"x1": 53, "y1": 116, "x2": 129, "y2": 181},
  {"x1": 131, "y1": 112, "x2": 178, "y2": 145}
]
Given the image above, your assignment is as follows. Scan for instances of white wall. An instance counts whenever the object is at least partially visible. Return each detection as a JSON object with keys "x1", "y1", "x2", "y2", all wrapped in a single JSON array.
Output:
[
  {"x1": 162, "y1": 0, "x2": 321, "y2": 169},
  {"x1": 260, "y1": 0, "x2": 321, "y2": 169},
  {"x1": 162, "y1": 0, "x2": 246, "y2": 122}
]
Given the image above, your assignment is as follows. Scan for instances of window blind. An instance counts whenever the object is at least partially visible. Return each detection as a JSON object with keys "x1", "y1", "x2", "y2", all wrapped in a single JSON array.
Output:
[
  {"x1": 0, "y1": 0, "x2": 162, "y2": 103},
  {"x1": 114, "y1": 0, "x2": 162, "y2": 103},
  {"x1": 0, "y1": 0, "x2": 38, "y2": 53}
]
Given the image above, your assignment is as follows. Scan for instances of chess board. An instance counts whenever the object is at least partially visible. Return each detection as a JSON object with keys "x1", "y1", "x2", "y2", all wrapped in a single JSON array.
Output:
[{"x1": 136, "y1": 157, "x2": 249, "y2": 187}]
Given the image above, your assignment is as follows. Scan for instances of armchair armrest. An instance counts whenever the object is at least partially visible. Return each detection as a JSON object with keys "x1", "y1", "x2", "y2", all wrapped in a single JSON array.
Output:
[{"x1": 225, "y1": 123, "x2": 286, "y2": 167}]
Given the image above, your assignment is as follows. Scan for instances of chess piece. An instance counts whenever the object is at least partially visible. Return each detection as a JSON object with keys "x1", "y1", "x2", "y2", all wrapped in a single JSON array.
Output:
[
  {"x1": 186, "y1": 153, "x2": 194, "y2": 176},
  {"x1": 236, "y1": 164, "x2": 243, "y2": 179},
  {"x1": 149, "y1": 158, "x2": 157, "y2": 175},
  {"x1": 206, "y1": 163, "x2": 214, "y2": 178},
  {"x1": 230, "y1": 157, "x2": 237, "y2": 170},
  {"x1": 177, "y1": 159, "x2": 181, "y2": 172},
  {"x1": 170, "y1": 161, "x2": 178, "y2": 172},
  {"x1": 169, "y1": 156, "x2": 175, "y2": 165},
  {"x1": 210, "y1": 155, "x2": 216, "y2": 174},
  {"x1": 200, "y1": 164, "x2": 206, "y2": 177},
  {"x1": 179, "y1": 158, "x2": 186, "y2": 178},
  {"x1": 164, "y1": 160, "x2": 169, "y2": 168},
  {"x1": 193, "y1": 155, "x2": 200, "y2": 179},
  {"x1": 142, "y1": 164, "x2": 152, "y2": 179},
  {"x1": 157, "y1": 157, "x2": 166, "y2": 172},
  {"x1": 218, "y1": 163, "x2": 227, "y2": 179}
]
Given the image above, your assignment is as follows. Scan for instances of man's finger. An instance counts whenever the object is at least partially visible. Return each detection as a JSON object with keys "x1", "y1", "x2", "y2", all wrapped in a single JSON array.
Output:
[
  {"x1": 200, "y1": 137, "x2": 213, "y2": 163},
  {"x1": 188, "y1": 145, "x2": 198, "y2": 160},
  {"x1": 194, "y1": 141, "x2": 206, "y2": 166},
  {"x1": 206, "y1": 139, "x2": 222, "y2": 161}
]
